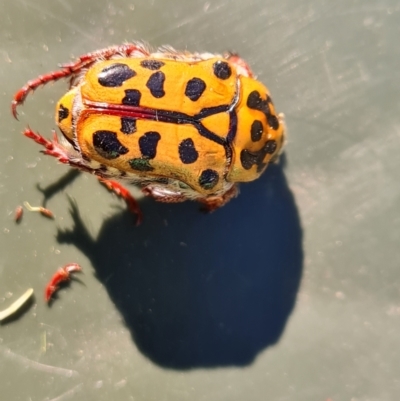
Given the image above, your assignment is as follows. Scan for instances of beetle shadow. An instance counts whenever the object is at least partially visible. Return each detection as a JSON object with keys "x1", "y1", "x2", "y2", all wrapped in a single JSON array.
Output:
[
  {"x1": 37, "y1": 169, "x2": 81, "y2": 207},
  {"x1": 56, "y1": 155, "x2": 303, "y2": 369}
]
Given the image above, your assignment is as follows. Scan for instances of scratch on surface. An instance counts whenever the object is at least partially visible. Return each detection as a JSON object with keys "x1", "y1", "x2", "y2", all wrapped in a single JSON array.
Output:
[
  {"x1": 47, "y1": 383, "x2": 83, "y2": 401},
  {"x1": 147, "y1": 2, "x2": 228, "y2": 44},
  {"x1": 1, "y1": 346, "x2": 79, "y2": 377},
  {"x1": 39, "y1": 322, "x2": 68, "y2": 349},
  {"x1": 323, "y1": 4, "x2": 400, "y2": 18},
  {"x1": 17, "y1": 0, "x2": 98, "y2": 44},
  {"x1": 150, "y1": 15, "x2": 198, "y2": 41},
  {"x1": 321, "y1": 47, "x2": 335, "y2": 94},
  {"x1": 356, "y1": 61, "x2": 370, "y2": 82},
  {"x1": 0, "y1": 50, "x2": 12, "y2": 63},
  {"x1": 53, "y1": 0, "x2": 72, "y2": 13}
]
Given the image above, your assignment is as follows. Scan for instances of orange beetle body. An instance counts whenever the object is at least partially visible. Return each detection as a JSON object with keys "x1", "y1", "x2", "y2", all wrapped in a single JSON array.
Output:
[{"x1": 13, "y1": 43, "x2": 285, "y2": 211}]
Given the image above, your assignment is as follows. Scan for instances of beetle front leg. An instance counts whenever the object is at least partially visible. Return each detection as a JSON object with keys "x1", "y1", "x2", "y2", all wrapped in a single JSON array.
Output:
[
  {"x1": 60, "y1": 43, "x2": 151, "y2": 73},
  {"x1": 12, "y1": 43, "x2": 150, "y2": 118},
  {"x1": 12, "y1": 70, "x2": 78, "y2": 118}
]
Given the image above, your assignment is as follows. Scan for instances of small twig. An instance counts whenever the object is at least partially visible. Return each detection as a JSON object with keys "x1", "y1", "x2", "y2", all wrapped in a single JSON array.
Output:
[
  {"x1": 0, "y1": 288, "x2": 34, "y2": 321},
  {"x1": 23, "y1": 202, "x2": 54, "y2": 219}
]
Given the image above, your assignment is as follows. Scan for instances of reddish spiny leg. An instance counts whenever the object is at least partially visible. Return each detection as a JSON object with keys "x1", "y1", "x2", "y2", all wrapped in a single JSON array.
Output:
[
  {"x1": 99, "y1": 178, "x2": 143, "y2": 225},
  {"x1": 24, "y1": 128, "x2": 99, "y2": 174},
  {"x1": 12, "y1": 43, "x2": 150, "y2": 118},
  {"x1": 24, "y1": 128, "x2": 70, "y2": 163},
  {"x1": 141, "y1": 184, "x2": 239, "y2": 211},
  {"x1": 199, "y1": 185, "x2": 239, "y2": 212},
  {"x1": 45, "y1": 263, "x2": 82, "y2": 302},
  {"x1": 24, "y1": 129, "x2": 144, "y2": 222}
]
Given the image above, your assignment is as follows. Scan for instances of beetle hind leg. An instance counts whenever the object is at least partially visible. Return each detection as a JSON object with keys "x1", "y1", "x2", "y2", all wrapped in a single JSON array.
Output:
[
  {"x1": 199, "y1": 185, "x2": 239, "y2": 212},
  {"x1": 99, "y1": 178, "x2": 143, "y2": 225}
]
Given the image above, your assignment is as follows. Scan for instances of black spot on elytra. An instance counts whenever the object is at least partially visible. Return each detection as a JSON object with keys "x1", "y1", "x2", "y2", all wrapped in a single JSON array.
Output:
[
  {"x1": 213, "y1": 61, "x2": 232, "y2": 80},
  {"x1": 98, "y1": 63, "x2": 136, "y2": 87},
  {"x1": 146, "y1": 71, "x2": 165, "y2": 98},
  {"x1": 185, "y1": 78, "x2": 206, "y2": 101},
  {"x1": 247, "y1": 91, "x2": 281, "y2": 130},
  {"x1": 268, "y1": 114, "x2": 280, "y2": 130},
  {"x1": 264, "y1": 140, "x2": 277, "y2": 154},
  {"x1": 120, "y1": 117, "x2": 137, "y2": 134},
  {"x1": 58, "y1": 104, "x2": 69, "y2": 122},
  {"x1": 240, "y1": 140, "x2": 278, "y2": 172},
  {"x1": 122, "y1": 89, "x2": 141, "y2": 106},
  {"x1": 199, "y1": 169, "x2": 219, "y2": 190},
  {"x1": 140, "y1": 60, "x2": 165, "y2": 70},
  {"x1": 246, "y1": 91, "x2": 270, "y2": 115},
  {"x1": 251, "y1": 120, "x2": 263, "y2": 142},
  {"x1": 240, "y1": 150, "x2": 258, "y2": 170},
  {"x1": 93, "y1": 130, "x2": 129, "y2": 159},
  {"x1": 129, "y1": 158, "x2": 154, "y2": 172},
  {"x1": 139, "y1": 131, "x2": 161, "y2": 159},
  {"x1": 178, "y1": 138, "x2": 199, "y2": 164}
]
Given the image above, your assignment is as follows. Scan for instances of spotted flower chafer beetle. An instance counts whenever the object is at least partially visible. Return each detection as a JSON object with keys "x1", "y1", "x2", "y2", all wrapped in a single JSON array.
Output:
[{"x1": 12, "y1": 43, "x2": 285, "y2": 216}]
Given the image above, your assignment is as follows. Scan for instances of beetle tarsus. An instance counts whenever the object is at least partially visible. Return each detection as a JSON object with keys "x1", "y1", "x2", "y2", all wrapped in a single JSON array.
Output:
[{"x1": 45, "y1": 263, "x2": 82, "y2": 302}]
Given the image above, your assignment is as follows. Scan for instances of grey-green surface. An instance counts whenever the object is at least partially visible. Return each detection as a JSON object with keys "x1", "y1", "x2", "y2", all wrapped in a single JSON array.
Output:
[{"x1": 1, "y1": 1, "x2": 399, "y2": 400}]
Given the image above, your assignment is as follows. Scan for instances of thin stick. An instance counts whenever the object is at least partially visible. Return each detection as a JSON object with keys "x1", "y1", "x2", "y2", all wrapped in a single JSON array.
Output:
[
  {"x1": 23, "y1": 202, "x2": 54, "y2": 218},
  {"x1": 0, "y1": 288, "x2": 34, "y2": 321}
]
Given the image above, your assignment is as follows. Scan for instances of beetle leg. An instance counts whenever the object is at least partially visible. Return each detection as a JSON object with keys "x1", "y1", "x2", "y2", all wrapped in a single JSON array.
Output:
[
  {"x1": 24, "y1": 128, "x2": 143, "y2": 222},
  {"x1": 141, "y1": 185, "x2": 188, "y2": 203},
  {"x1": 225, "y1": 53, "x2": 254, "y2": 78},
  {"x1": 98, "y1": 178, "x2": 143, "y2": 225},
  {"x1": 60, "y1": 43, "x2": 151, "y2": 73},
  {"x1": 199, "y1": 185, "x2": 239, "y2": 211},
  {"x1": 45, "y1": 263, "x2": 82, "y2": 302},
  {"x1": 12, "y1": 69, "x2": 78, "y2": 119},
  {"x1": 12, "y1": 43, "x2": 151, "y2": 118},
  {"x1": 23, "y1": 128, "x2": 97, "y2": 174},
  {"x1": 24, "y1": 128, "x2": 71, "y2": 163}
]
